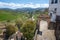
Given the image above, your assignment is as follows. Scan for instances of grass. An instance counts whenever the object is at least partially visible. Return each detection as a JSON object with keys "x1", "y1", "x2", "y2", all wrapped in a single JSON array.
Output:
[
  {"x1": 0, "y1": 10, "x2": 29, "y2": 21},
  {"x1": 0, "y1": 10, "x2": 48, "y2": 21},
  {"x1": 0, "y1": 13, "x2": 16, "y2": 21}
]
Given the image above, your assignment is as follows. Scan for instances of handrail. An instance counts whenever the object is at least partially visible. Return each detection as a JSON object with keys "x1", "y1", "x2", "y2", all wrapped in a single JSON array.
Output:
[{"x1": 34, "y1": 29, "x2": 38, "y2": 40}]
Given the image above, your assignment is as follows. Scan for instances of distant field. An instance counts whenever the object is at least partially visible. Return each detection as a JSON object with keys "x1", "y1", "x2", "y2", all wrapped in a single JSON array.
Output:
[
  {"x1": 0, "y1": 10, "x2": 30, "y2": 21},
  {"x1": 0, "y1": 9, "x2": 48, "y2": 21},
  {"x1": 0, "y1": 10, "x2": 28, "y2": 21}
]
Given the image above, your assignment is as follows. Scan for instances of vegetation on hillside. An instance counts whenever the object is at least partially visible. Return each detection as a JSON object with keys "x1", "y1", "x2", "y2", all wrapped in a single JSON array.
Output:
[
  {"x1": 20, "y1": 20, "x2": 36, "y2": 40},
  {"x1": 0, "y1": 8, "x2": 48, "y2": 21},
  {"x1": 0, "y1": 8, "x2": 48, "y2": 40},
  {"x1": 6, "y1": 24, "x2": 18, "y2": 39}
]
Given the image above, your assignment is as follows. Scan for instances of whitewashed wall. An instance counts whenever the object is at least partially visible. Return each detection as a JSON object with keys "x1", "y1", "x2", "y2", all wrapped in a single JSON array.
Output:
[
  {"x1": 49, "y1": 0, "x2": 60, "y2": 22},
  {"x1": 49, "y1": 0, "x2": 60, "y2": 16}
]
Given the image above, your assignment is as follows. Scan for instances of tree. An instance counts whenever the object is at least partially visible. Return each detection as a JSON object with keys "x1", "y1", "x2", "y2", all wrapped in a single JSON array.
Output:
[
  {"x1": 43, "y1": 8, "x2": 48, "y2": 15},
  {"x1": 15, "y1": 19, "x2": 23, "y2": 30},
  {"x1": 6, "y1": 24, "x2": 18, "y2": 39},
  {"x1": 21, "y1": 20, "x2": 36, "y2": 40}
]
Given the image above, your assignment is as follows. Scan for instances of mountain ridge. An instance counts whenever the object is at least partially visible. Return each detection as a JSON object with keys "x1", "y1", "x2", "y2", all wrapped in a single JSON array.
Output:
[{"x1": 0, "y1": 8, "x2": 48, "y2": 12}]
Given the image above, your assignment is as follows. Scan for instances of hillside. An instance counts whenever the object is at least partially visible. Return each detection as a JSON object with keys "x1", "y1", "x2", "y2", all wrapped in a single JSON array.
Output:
[{"x1": 0, "y1": 8, "x2": 48, "y2": 21}]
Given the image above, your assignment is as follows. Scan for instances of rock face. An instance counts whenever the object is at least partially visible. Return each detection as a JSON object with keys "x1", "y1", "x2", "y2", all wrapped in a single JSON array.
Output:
[
  {"x1": 37, "y1": 20, "x2": 56, "y2": 40},
  {"x1": 34, "y1": 14, "x2": 56, "y2": 40},
  {"x1": 55, "y1": 16, "x2": 60, "y2": 40},
  {"x1": 0, "y1": 23, "x2": 6, "y2": 40}
]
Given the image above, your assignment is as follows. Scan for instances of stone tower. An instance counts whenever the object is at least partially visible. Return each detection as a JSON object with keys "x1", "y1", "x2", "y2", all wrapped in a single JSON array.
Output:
[{"x1": 49, "y1": 0, "x2": 60, "y2": 40}]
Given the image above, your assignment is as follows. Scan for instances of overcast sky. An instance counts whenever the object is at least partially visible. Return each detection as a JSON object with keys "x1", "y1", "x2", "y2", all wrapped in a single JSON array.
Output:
[{"x1": 0, "y1": 0, "x2": 49, "y2": 9}]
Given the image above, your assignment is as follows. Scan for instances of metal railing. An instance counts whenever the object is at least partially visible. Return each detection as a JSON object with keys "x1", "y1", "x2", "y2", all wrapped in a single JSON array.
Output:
[{"x1": 34, "y1": 29, "x2": 38, "y2": 40}]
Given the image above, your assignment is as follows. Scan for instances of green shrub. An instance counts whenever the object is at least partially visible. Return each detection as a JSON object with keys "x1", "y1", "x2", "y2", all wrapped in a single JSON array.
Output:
[
  {"x1": 21, "y1": 20, "x2": 36, "y2": 40},
  {"x1": 15, "y1": 19, "x2": 23, "y2": 29},
  {"x1": 6, "y1": 24, "x2": 18, "y2": 38}
]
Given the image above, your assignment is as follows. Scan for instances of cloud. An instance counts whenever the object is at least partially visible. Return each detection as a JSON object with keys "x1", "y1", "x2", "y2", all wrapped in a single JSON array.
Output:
[{"x1": 0, "y1": 2, "x2": 49, "y2": 9}]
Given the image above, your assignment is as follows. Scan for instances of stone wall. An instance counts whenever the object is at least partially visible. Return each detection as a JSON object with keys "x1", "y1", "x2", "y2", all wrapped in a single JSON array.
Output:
[{"x1": 35, "y1": 14, "x2": 56, "y2": 40}]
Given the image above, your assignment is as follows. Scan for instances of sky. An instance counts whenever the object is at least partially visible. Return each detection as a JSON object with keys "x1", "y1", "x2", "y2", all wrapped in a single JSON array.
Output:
[{"x1": 0, "y1": 0, "x2": 49, "y2": 9}]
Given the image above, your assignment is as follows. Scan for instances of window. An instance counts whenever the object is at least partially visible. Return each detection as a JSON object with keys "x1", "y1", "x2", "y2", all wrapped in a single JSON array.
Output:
[
  {"x1": 54, "y1": 8, "x2": 57, "y2": 11},
  {"x1": 50, "y1": 13, "x2": 52, "y2": 17},
  {"x1": 55, "y1": 0, "x2": 58, "y2": 3},
  {"x1": 51, "y1": 0, "x2": 58, "y2": 4},
  {"x1": 51, "y1": 0, "x2": 54, "y2": 4},
  {"x1": 54, "y1": 8, "x2": 57, "y2": 13}
]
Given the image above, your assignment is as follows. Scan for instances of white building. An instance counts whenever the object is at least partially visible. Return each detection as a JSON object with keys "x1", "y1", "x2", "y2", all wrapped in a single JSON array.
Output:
[
  {"x1": 49, "y1": 0, "x2": 60, "y2": 40},
  {"x1": 34, "y1": 0, "x2": 60, "y2": 40},
  {"x1": 49, "y1": 0, "x2": 60, "y2": 22}
]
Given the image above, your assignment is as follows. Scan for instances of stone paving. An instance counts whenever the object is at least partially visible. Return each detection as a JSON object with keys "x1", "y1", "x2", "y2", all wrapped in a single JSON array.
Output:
[
  {"x1": 36, "y1": 20, "x2": 56, "y2": 40},
  {"x1": 37, "y1": 30, "x2": 56, "y2": 40}
]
